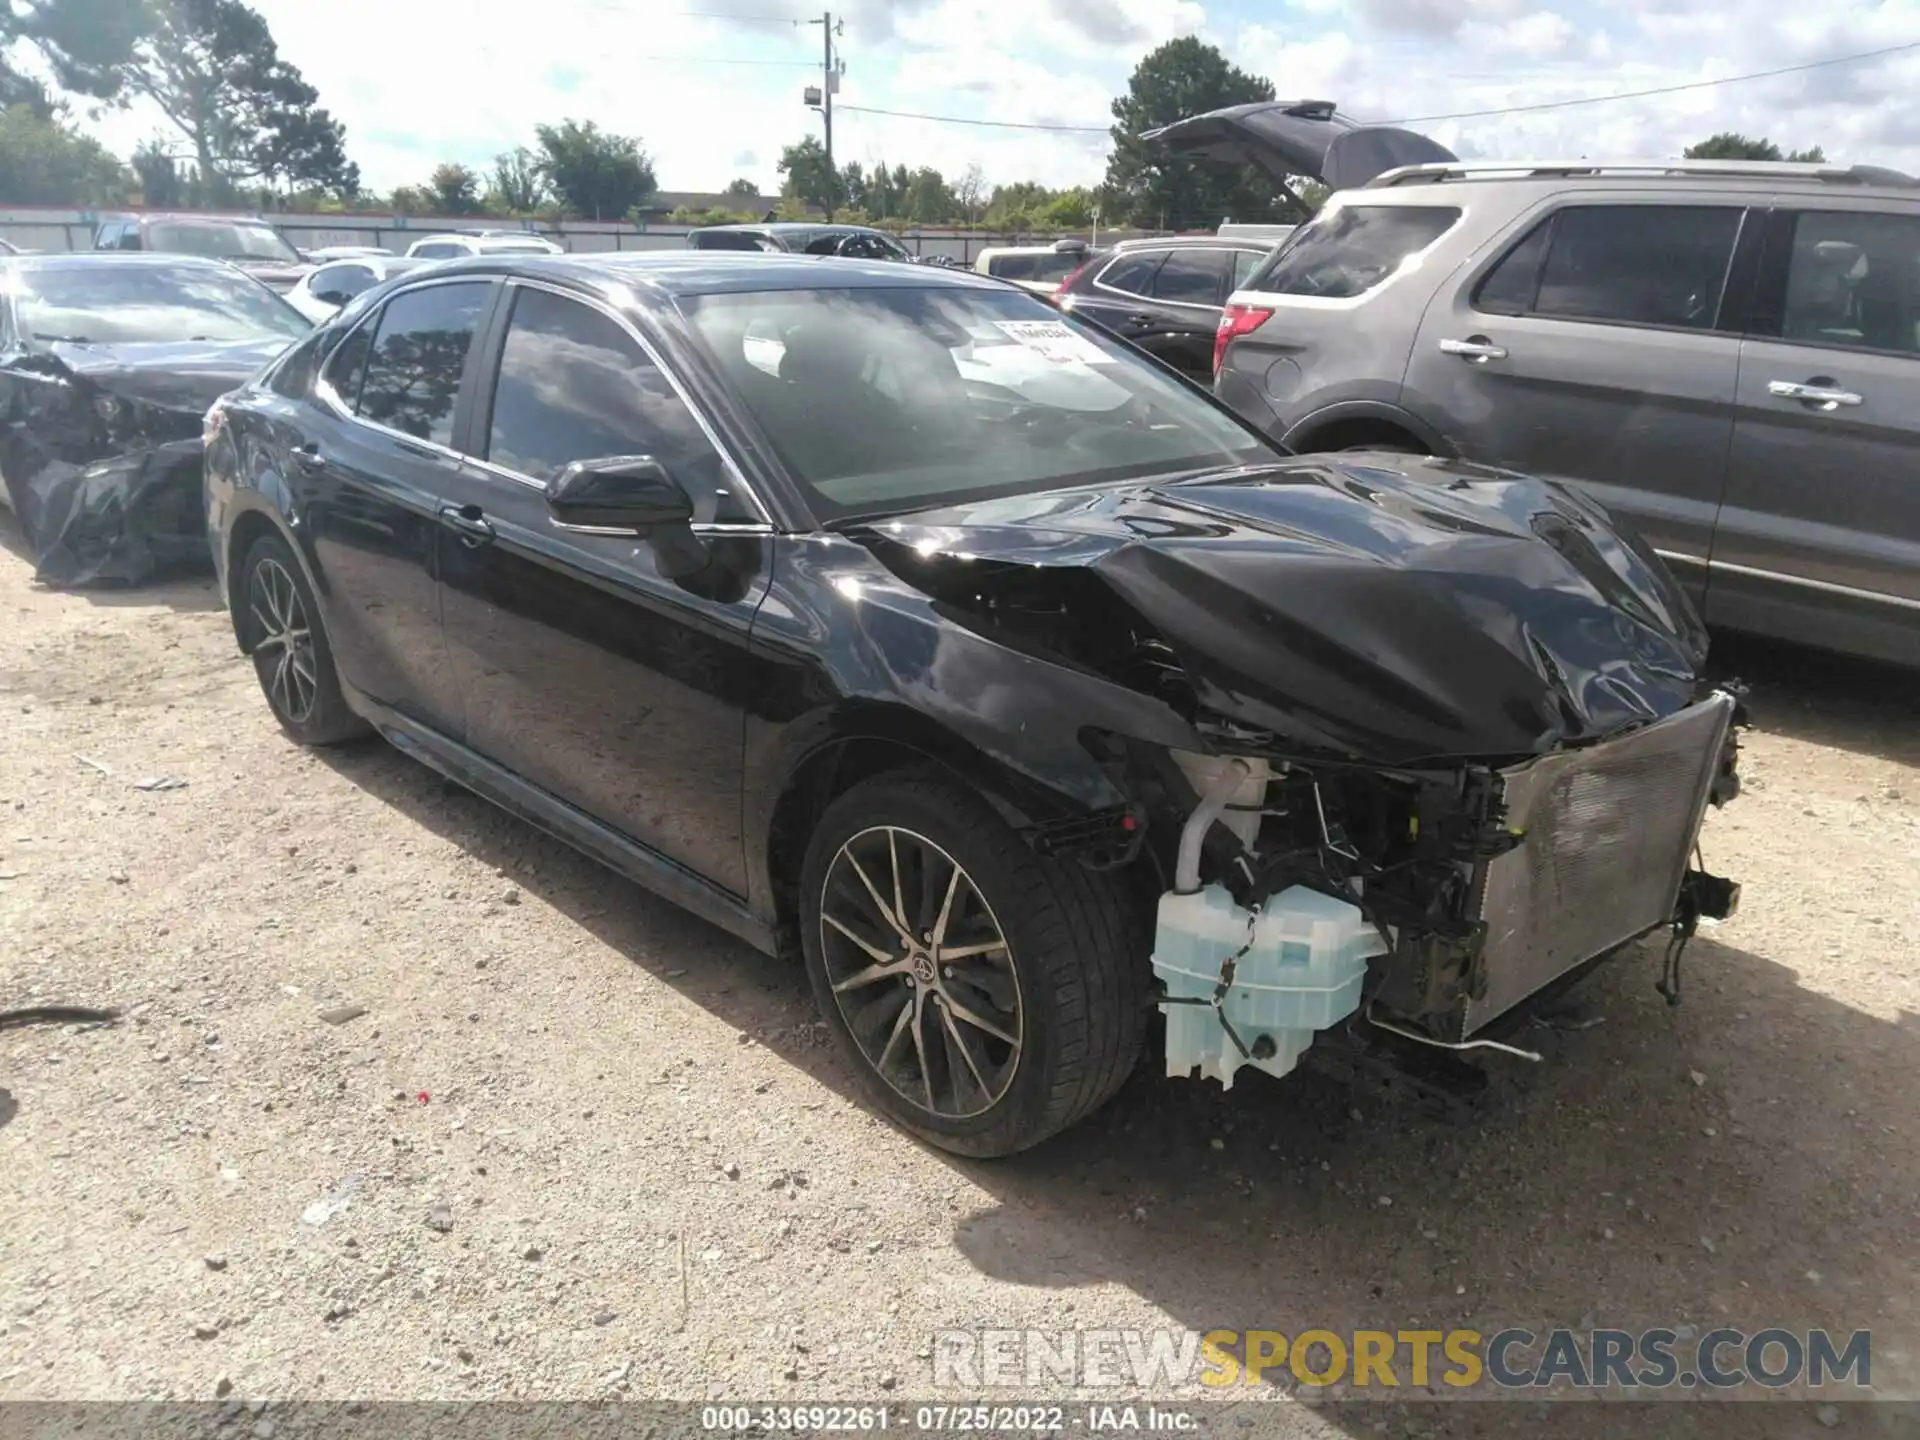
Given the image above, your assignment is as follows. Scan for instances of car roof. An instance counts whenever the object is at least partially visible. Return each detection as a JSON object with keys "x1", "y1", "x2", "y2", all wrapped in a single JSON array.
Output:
[
  {"x1": 1110, "y1": 235, "x2": 1277, "y2": 250},
  {"x1": 1364, "y1": 159, "x2": 1920, "y2": 201},
  {"x1": 7, "y1": 252, "x2": 239, "y2": 271},
  {"x1": 108, "y1": 213, "x2": 283, "y2": 227},
  {"x1": 697, "y1": 222, "x2": 884, "y2": 237},
  {"x1": 396, "y1": 250, "x2": 1012, "y2": 299}
]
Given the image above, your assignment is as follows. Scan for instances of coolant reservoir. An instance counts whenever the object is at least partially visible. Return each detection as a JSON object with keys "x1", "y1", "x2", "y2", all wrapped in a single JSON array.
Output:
[
  {"x1": 1154, "y1": 884, "x2": 1387, "y2": 1089},
  {"x1": 1170, "y1": 753, "x2": 1271, "y2": 848}
]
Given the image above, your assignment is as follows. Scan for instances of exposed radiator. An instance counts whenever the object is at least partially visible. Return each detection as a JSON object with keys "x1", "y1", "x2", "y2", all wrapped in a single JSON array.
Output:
[{"x1": 1464, "y1": 691, "x2": 1735, "y2": 1034}]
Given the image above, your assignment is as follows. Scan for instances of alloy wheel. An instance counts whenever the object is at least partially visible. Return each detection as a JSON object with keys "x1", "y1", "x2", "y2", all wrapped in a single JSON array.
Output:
[
  {"x1": 817, "y1": 825, "x2": 1023, "y2": 1119},
  {"x1": 248, "y1": 557, "x2": 317, "y2": 724}
]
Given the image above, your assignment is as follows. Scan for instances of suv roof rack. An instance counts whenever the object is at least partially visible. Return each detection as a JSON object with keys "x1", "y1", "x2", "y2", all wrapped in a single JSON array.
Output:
[{"x1": 1367, "y1": 159, "x2": 1920, "y2": 189}]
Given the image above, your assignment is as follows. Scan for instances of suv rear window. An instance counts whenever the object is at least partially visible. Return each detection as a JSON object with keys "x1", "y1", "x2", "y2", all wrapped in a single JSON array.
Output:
[
  {"x1": 1253, "y1": 205, "x2": 1460, "y2": 299},
  {"x1": 1477, "y1": 205, "x2": 1743, "y2": 331}
]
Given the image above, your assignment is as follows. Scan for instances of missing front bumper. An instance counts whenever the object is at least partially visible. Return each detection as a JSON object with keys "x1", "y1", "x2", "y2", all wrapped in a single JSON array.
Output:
[{"x1": 1460, "y1": 691, "x2": 1738, "y2": 1035}]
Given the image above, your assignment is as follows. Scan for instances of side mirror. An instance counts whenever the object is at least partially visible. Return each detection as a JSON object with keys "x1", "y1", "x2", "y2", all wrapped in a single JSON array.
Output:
[
  {"x1": 545, "y1": 455, "x2": 709, "y2": 580},
  {"x1": 546, "y1": 456, "x2": 694, "y2": 529}
]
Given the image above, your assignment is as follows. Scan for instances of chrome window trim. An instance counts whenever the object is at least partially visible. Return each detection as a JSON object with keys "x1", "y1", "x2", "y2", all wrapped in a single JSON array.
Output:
[
  {"x1": 472, "y1": 276, "x2": 774, "y2": 527},
  {"x1": 1657, "y1": 547, "x2": 1915, "y2": 611},
  {"x1": 311, "y1": 273, "x2": 489, "y2": 464},
  {"x1": 1706, "y1": 557, "x2": 1919, "y2": 612}
]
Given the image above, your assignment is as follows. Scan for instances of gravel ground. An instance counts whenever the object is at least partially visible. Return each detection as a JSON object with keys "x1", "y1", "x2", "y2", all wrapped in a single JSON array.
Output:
[{"x1": 1, "y1": 525, "x2": 1916, "y2": 1438}]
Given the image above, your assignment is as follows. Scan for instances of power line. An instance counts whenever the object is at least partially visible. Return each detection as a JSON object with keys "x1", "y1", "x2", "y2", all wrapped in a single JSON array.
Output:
[
  {"x1": 1379, "y1": 39, "x2": 1920, "y2": 124},
  {"x1": 837, "y1": 103, "x2": 1108, "y2": 133},
  {"x1": 671, "y1": 8, "x2": 807, "y2": 21},
  {"x1": 834, "y1": 39, "x2": 1920, "y2": 137},
  {"x1": 627, "y1": 54, "x2": 816, "y2": 66}
]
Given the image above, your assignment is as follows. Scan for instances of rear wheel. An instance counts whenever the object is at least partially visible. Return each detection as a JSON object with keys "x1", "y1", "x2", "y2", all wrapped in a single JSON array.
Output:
[
  {"x1": 237, "y1": 532, "x2": 369, "y2": 746},
  {"x1": 799, "y1": 772, "x2": 1149, "y2": 1157}
]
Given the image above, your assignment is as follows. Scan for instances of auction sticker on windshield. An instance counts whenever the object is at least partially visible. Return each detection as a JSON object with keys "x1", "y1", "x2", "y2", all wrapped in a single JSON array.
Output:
[{"x1": 993, "y1": 320, "x2": 1113, "y2": 365}]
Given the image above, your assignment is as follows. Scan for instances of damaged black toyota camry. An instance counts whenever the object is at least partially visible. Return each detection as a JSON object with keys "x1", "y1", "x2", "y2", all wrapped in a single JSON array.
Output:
[{"x1": 206, "y1": 253, "x2": 1743, "y2": 1156}]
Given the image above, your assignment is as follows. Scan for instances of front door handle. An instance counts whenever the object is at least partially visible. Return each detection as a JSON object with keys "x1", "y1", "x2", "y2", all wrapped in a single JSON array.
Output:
[
  {"x1": 290, "y1": 443, "x2": 326, "y2": 472},
  {"x1": 438, "y1": 503, "x2": 494, "y2": 547},
  {"x1": 1124, "y1": 313, "x2": 1154, "y2": 328},
  {"x1": 1439, "y1": 336, "x2": 1509, "y2": 362},
  {"x1": 1767, "y1": 379, "x2": 1862, "y2": 410}
]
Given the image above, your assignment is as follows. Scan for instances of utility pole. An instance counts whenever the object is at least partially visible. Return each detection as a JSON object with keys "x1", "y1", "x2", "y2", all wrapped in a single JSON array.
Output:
[
  {"x1": 819, "y1": 11, "x2": 833, "y2": 177},
  {"x1": 806, "y1": 10, "x2": 842, "y2": 216}
]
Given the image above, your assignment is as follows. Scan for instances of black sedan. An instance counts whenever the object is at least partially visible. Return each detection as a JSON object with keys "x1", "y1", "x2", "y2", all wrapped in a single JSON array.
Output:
[
  {"x1": 1051, "y1": 236, "x2": 1277, "y2": 381},
  {"x1": 206, "y1": 253, "x2": 1742, "y2": 1156},
  {"x1": 1, "y1": 253, "x2": 310, "y2": 584}
]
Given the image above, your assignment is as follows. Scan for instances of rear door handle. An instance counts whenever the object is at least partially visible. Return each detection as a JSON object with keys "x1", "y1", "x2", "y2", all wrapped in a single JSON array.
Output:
[
  {"x1": 290, "y1": 443, "x2": 326, "y2": 472},
  {"x1": 1439, "y1": 337, "x2": 1509, "y2": 362},
  {"x1": 437, "y1": 503, "x2": 494, "y2": 547},
  {"x1": 1124, "y1": 313, "x2": 1154, "y2": 327},
  {"x1": 1767, "y1": 379, "x2": 1862, "y2": 409}
]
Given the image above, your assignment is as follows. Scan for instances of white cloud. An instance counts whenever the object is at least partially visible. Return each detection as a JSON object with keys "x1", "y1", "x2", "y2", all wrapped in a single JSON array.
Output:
[{"x1": 64, "y1": 0, "x2": 1920, "y2": 200}]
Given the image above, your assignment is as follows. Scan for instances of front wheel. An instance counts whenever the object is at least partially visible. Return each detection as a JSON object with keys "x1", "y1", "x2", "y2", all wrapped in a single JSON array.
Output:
[{"x1": 799, "y1": 772, "x2": 1149, "y2": 1157}]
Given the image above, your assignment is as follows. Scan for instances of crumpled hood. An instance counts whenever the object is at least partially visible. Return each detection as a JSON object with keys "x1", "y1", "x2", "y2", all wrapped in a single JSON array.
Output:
[
  {"x1": 853, "y1": 454, "x2": 1710, "y2": 765},
  {"x1": 45, "y1": 337, "x2": 290, "y2": 415}
]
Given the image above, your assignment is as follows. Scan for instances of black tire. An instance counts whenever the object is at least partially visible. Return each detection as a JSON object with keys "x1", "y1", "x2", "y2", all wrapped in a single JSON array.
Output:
[
  {"x1": 236, "y1": 532, "x2": 370, "y2": 746},
  {"x1": 798, "y1": 770, "x2": 1150, "y2": 1157}
]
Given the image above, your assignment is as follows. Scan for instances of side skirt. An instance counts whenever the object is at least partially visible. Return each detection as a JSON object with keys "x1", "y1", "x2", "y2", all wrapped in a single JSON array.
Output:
[{"x1": 346, "y1": 686, "x2": 777, "y2": 956}]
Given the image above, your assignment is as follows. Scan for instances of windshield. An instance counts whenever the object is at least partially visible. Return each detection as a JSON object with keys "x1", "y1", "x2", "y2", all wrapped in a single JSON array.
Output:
[
  {"x1": 15, "y1": 262, "x2": 312, "y2": 345},
  {"x1": 683, "y1": 285, "x2": 1272, "y2": 521},
  {"x1": 148, "y1": 221, "x2": 302, "y2": 264}
]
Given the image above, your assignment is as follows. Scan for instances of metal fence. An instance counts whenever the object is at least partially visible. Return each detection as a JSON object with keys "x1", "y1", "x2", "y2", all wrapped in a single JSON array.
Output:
[{"x1": 0, "y1": 207, "x2": 1166, "y2": 265}]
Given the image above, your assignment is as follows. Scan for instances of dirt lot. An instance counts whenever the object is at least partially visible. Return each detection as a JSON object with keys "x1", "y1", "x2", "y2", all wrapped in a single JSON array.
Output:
[{"x1": 1, "y1": 523, "x2": 1916, "y2": 1437}]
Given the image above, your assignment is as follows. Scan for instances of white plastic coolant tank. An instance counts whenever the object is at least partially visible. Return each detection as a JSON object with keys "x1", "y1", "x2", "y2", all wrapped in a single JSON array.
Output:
[{"x1": 1154, "y1": 884, "x2": 1386, "y2": 1089}]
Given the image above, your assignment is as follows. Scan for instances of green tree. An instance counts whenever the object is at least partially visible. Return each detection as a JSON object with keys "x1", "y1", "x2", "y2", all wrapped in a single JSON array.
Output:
[
  {"x1": 777, "y1": 135, "x2": 843, "y2": 217},
  {"x1": 117, "y1": 0, "x2": 357, "y2": 200},
  {"x1": 1040, "y1": 186, "x2": 1094, "y2": 229},
  {"x1": 863, "y1": 159, "x2": 898, "y2": 219},
  {"x1": 0, "y1": 102, "x2": 131, "y2": 204},
  {"x1": 534, "y1": 118, "x2": 655, "y2": 219},
  {"x1": 1104, "y1": 37, "x2": 1290, "y2": 230},
  {"x1": 954, "y1": 162, "x2": 986, "y2": 224},
  {"x1": 902, "y1": 166, "x2": 954, "y2": 223},
  {"x1": 131, "y1": 136, "x2": 186, "y2": 205},
  {"x1": 839, "y1": 160, "x2": 867, "y2": 214},
  {"x1": 387, "y1": 184, "x2": 430, "y2": 215},
  {"x1": 985, "y1": 180, "x2": 1053, "y2": 228},
  {"x1": 427, "y1": 162, "x2": 481, "y2": 214},
  {"x1": 722, "y1": 176, "x2": 759, "y2": 203},
  {"x1": 1684, "y1": 132, "x2": 1825, "y2": 163},
  {"x1": 486, "y1": 146, "x2": 546, "y2": 213},
  {"x1": 1, "y1": 0, "x2": 146, "y2": 112}
]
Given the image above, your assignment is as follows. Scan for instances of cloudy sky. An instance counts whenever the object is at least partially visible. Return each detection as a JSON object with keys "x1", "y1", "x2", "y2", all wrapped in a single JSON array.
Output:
[{"x1": 80, "y1": 0, "x2": 1920, "y2": 196}]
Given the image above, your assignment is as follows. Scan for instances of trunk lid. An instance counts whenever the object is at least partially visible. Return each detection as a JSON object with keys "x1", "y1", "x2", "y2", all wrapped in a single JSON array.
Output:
[{"x1": 1143, "y1": 99, "x2": 1457, "y2": 190}]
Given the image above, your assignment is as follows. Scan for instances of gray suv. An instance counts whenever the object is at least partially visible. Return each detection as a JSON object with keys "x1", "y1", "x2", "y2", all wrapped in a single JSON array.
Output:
[{"x1": 1210, "y1": 159, "x2": 1920, "y2": 669}]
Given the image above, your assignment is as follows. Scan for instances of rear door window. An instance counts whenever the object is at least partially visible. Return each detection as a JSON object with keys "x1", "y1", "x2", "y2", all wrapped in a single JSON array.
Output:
[
  {"x1": 353, "y1": 281, "x2": 490, "y2": 446},
  {"x1": 1149, "y1": 249, "x2": 1231, "y2": 305},
  {"x1": 1529, "y1": 205, "x2": 1742, "y2": 331},
  {"x1": 1255, "y1": 204, "x2": 1460, "y2": 299},
  {"x1": 1230, "y1": 248, "x2": 1267, "y2": 291},
  {"x1": 1760, "y1": 209, "x2": 1920, "y2": 355},
  {"x1": 1096, "y1": 250, "x2": 1165, "y2": 297}
]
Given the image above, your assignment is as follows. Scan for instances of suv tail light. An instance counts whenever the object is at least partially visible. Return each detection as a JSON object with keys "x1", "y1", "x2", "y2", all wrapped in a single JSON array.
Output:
[
  {"x1": 1048, "y1": 259, "x2": 1095, "y2": 308},
  {"x1": 1213, "y1": 303, "x2": 1273, "y2": 375}
]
